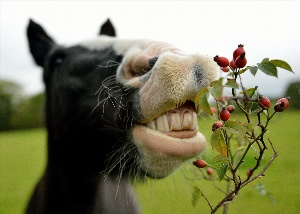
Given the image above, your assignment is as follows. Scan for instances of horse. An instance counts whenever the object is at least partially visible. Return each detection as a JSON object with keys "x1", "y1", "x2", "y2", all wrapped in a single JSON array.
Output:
[{"x1": 26, "y1": 18, "x2": 218, "y2": 213}]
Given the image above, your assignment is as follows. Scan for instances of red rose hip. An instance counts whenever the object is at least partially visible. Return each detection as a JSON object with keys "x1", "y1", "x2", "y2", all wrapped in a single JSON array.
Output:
[
  {"x1": 193, "y1": 159, "x2": 208, "y2": 168},
  {"x1": 207, "y1": 167, "x2": 214, "y2": 175},
  {"x1": 221, "y1": 67, "x2": 230, "y2": 72},
  {"x1": 233, "y1": 44, "x2": 245, "y2": 61},
  {"x1": 230, "y1": 59, "x2": 237, "y2": 69},
  {"x1": 211, "y1": 107, "x2": 217, "y2": 114},
  {"x1": 235, "y1": 52, "x2": 247, "y2": 68},
  {"x1": 258, "y1": 96, "x2": 271, "y2": 110},
  {"x1": 274, "y1": 97, "x2": 290, "y2": 112},
  {"x1": 214, "y1": 55, "x2": 230, "y2": 67},
  {"x1": 226, "y1": 105, "x2": 235, "y2": 113},
  {"x1": 220, "y1": 108, "x2": 230, "y2": 121},
  {"x1": 212, "y1": 121, "x2": 223, "y2": 132}
]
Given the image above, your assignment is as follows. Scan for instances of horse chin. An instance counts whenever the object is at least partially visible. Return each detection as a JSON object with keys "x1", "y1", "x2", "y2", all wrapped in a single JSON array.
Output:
[{"x1": 132, "y1": 125, "x2": 206, "y2": 178}]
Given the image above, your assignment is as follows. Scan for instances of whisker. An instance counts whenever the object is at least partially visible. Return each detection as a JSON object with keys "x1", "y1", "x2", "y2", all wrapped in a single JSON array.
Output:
[{"x1": 98, "y1": 60, "x2": 120, "y2": 68}]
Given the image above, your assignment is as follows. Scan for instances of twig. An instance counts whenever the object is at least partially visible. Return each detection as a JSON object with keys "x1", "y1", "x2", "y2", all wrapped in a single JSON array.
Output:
[
  {"x1": 212, "y1": 148, "x2": 278, "y2": 214},
  {"x1": 222, "y1": 178, "x2": 232, "y2": 214},
  {"x1": 233, "y1": 131, "x2": 265, "y2": 173},
  {"x1": 198, "y1": 188, "x2": 214, "y2": 211},
  {"x1": 211, "y1": 190, "x2": 237, "y2": 214},
  {"x1": 241, "y1": 150, "x2": 278, "y2": 188}
]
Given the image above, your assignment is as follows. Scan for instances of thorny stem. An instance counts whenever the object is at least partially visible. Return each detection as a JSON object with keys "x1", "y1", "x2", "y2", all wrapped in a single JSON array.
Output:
[
  {"x1": 241, "y1": 141, "x2": 278, "y2": 188},
  {"x1": 209, "y1": 148, "x2": 278, "y2": 214},
  {"x1": 233, "y1": 109, "x2": 274, "y2": 174},
  {"x1": 231, "y1": 72, "x2": 251, "y2": 123},
  {"x1": 235, "y1": 100, "x2": 250, "y2": 123},
  {"x1": 211, "y1": 190, "x2": 237, "y2": 214},
  {"x1": 203, "y1": 70, "x2": 279, "y2": 214},
  {"x1": 231, "y1": 117, "x2": 263, "y2": 173}
]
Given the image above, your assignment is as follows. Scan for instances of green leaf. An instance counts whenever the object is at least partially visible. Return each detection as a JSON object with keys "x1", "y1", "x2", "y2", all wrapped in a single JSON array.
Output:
[
  {"x1": 239, "y1": 87, "x2": 258, "y2": 97},
  {"x1": 223, "y1": 121, "x2": 253, "y2": 146},
  {"x1": 217, "y1": 161, "x2": 229, "y2": 181},
  {"x1": 192, "y1": 187, "x2": 201, "y2": 206},
  {"x1": 269, "y1": 59, "x2": 293, "y2": 73},
  {"x1": 210, "y1": 78, "x2": 223, "y2": 87},
  {"x1": 195, "y1": 87, "x2": 212, "y2": 115},
  {"x1": 225, "y1": 120, "x2": 247, "y2": 134},
  {"x1": 254, "y1": 183, "x2": 267, "y2": 195},
  {"x1": 210, "y1": 128, "x2": 227, "y2": 157},
  {"x1": 261, "y1": 58, "x2": 269, "y2": 63},
  {"x1": 249, "y1": 66, "x2": 258, "y2": 76},
  {"x1": 224, "y1": 79, "x2": 239, "y2": 89},
  {"x1": 237, "y1": 66, "x2": 249, "y2": 75},
  {"x1": 257, "y1": 62, "x2": 278, "y2": 77},
  {"x1": 249, "y1": 103, "x2": 261, "y2": 115},
  {"x1": 209, "y1": 78, "x2": 223, "y2": 100},
  {"x1": 243, "y1": 122, "x2": 254, "y2": 133},
  {"x1": 213, "y1": 155, "x2": 230, "y2": 163},
  {"x1": 223, "y1": 121, "x2": 253, "y2": 145},
  {"x1": 253, "y1": 183, "x2": 275, "y2": 205},
  {"x1": 267, "y1": 192, "x2": 275, "y2": 206}
]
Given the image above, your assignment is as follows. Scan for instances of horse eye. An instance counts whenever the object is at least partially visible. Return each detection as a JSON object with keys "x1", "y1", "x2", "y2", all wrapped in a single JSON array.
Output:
[
  {"x1": 148, "y1": 57, "x2": 158, "y2": 70},
  {"x1": 49, "y1": 51, "x2": 65, "y2": 68},
  {"x1": 54, "y1": 57, "x2": 63, "y2": 65}
]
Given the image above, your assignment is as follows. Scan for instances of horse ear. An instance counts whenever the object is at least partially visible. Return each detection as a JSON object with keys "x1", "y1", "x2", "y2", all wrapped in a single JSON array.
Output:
[
  {"x1": 27, "y1": 19, "x2": 55, "y2": 67},
  {"x1": 99, "y1": 19, "x2": 116, "y2": 37}
]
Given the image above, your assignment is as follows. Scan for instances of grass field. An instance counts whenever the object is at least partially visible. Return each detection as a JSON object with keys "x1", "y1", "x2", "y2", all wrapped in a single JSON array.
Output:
[{"x1": 1, "y1": 111, "x2": 300, "y2": 214}]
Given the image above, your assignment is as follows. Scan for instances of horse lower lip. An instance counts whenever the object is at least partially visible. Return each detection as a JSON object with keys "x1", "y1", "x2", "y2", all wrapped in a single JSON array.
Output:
[
  {"x1": 165, "y1": 129, "x2": 198, "y2": 139},
  {"x1": 132, "y1": 125, "x2": 206, "y2": 157},
  {"x1": 132, "y1": 125, "x2": 206, "y2": 178}
]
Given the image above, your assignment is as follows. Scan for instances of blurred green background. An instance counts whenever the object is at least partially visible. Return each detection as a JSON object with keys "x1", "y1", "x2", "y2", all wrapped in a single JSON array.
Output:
[
  {"x1": 1, "y1": 79, "x2": 300, "y2": 213},
  {"x1": 1, "y1": 111, "x2": 300, "y2": 214}
]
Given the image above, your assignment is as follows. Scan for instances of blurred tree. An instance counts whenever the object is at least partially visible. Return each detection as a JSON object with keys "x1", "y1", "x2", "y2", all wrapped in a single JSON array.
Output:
[
  {"x1": 0, "y1": 80, "x2": 22, "y2": 130},
  {"x1": 284, "y1": 80, "x2": 300, "y2": 110},
  {"x1": 0, "y1": 79, "x2": 45, "y2": 130},
  {"x1": 10, "y1": 93, "x2": 45, "y2": 129}
]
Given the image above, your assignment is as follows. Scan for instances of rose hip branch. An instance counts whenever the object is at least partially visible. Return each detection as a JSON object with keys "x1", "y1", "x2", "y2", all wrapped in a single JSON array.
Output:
[{"x1": 193, "y1": 44, "x2": 293, "y2": 214}]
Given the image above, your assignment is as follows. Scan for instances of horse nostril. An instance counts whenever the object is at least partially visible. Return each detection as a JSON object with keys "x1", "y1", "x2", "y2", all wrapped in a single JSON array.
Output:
[
  {"x1": 148, "y1": 57, "x2": 158, "y2": 70},
  {"x1": 192, "y1": 65, "x2": 205, "y2": 83}
]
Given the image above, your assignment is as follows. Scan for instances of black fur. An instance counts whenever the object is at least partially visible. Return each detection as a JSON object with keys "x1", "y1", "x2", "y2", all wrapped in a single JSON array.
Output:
[
  {"x1": 99, "y1": 19, "x2": 116, "y2": 37},
  {"x1": 27, "y1": 19, "x2": 55, "y2": 67},
  {"x1": 26, "y1": 19, "x2": 141, "y2": 214}
]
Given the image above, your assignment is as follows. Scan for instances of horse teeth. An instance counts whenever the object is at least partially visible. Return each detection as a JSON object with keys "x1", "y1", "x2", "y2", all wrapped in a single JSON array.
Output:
[
  {"x1": 182, "y1": 112, "x2": 192, "y2": 130},
  {"x1": 170, "y1": 113, "x2": 181, "y2": 131},
  {"x1": 147, "y1": 120, "x2": 156, "y2": 130},
  {"x1": 146, "y1": 111, "x2": 198, "y2": 132},
  {"x1": 192, "y1": 112, "x2": 198, "y2": 130},
  {"x1": 156, "y1": 114, "x2": 169, "y2": 132}
]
